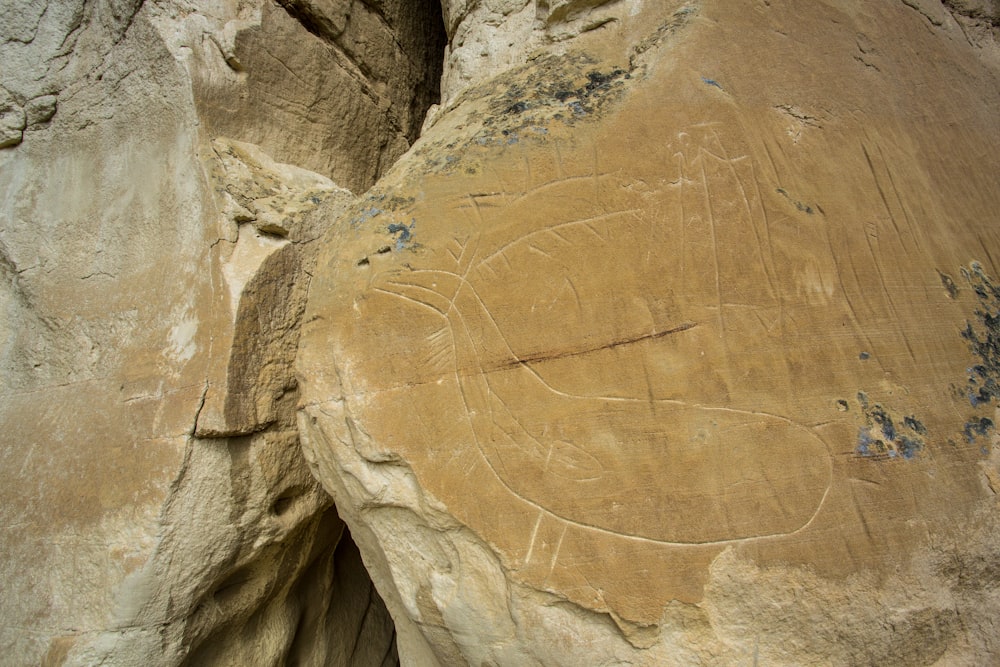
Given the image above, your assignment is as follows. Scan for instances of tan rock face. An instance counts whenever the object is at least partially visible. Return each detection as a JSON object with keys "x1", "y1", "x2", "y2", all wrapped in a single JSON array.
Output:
[
  {"x1": 298, "y1": 0, "x2": 1000, "y2": 663},
  {"x1": 4, "y1": 0, "x2": 1000, "y2": 663}
]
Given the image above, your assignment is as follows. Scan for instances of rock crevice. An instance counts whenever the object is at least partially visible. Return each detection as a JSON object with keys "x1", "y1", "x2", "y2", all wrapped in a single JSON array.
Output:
[
  {"x1": 5, "y1": 0, "x2": 1000, "y2": 665},
  {"x1": 0, "y1": 0, "x2": 448, "y2": 664}
]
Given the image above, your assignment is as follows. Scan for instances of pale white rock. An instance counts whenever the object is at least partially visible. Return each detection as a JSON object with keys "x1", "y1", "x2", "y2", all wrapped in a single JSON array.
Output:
[
  {"x1": 1, "y1": 0, "x2": 445, "y2": 663},
  {"x1": 434, "y1": 0, "x2": 643, "y2": 108},
  {"x1": 0, "y1": 86, "x2": 25, "y2": 148},
  {"x1": 297, "y1": 1, "x2": 1000, "y2": 665}
]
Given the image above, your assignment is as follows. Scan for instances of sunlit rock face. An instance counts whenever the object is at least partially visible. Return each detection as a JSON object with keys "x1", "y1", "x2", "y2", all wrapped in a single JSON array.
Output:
[
  {"x1": 0, "y1": 0, "x2": 445, "y2": 664},
  {"x1": 297, "y1": 1, "x2": 1000, "y2": 664}
]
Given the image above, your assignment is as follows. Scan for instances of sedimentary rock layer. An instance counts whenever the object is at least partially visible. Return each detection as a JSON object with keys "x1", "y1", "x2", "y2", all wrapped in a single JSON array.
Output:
[
  {"x1": 297, "y1": 1, "x2": 1000, "y2": 663},
  {"x1": 0, "y1": 0, "x2": 446, "y2": 663}
]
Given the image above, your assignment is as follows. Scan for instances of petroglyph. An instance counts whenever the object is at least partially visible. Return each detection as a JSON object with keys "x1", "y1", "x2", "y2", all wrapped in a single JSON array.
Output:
[
  {"x1": 294, "y1": 3, "x2": 1000, "y2": 659},
  {"x1": 360, "y1": 134, "x2": 833, "y2": 545}
]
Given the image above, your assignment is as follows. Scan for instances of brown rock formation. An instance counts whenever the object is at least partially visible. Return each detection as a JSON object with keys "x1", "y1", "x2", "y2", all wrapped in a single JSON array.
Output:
[
  {"x1": 4, "y1": 0, "x2": 1000, "y2": 664},
  {"x1": 297, "y1": 0, "x2": 1000, "y2": 664}
]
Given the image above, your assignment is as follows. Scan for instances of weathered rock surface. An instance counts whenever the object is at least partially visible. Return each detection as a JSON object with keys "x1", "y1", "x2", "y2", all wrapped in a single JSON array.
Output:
[
  {"x1": 297, "y1": 0, "x2": 1000, "y2": 664},
  {"x1": 1, "y1": 0, "x2": 445, "y2": 664},
  {"x1": 6, "y1": 0, "x2": 1000, "y2": 663},
  {"x1": 177, "y1": 0, "x2": 446, "y2": 192}
]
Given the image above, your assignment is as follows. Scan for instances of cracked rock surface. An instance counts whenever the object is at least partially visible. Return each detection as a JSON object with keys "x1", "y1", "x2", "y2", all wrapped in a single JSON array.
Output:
[
  {"x1": 0, "y1": 0, "x2": 444, "y2": 663},
  {"x1": 4, "y1": 0, "x2": 1000, "y2": 665},
  {"x1": 297, "y1": 0, "x2": 1000, "y2": 664}
]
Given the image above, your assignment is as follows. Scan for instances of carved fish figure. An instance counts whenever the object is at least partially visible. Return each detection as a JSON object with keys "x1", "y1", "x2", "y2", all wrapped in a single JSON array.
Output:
[{"x1": 367, "y1": 173, "x2": 831, "y2": 545}]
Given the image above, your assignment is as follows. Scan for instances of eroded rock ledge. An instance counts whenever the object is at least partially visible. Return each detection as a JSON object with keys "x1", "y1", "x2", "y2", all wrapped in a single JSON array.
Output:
[{"x1": 0, "y1": 0, "x2": 445, "y2": 664}]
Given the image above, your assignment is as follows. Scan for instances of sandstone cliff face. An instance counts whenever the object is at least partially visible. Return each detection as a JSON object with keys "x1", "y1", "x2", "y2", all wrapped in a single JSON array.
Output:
[
  {"x1": 0, "y1": 0, "x2": 444, "y2": 664},
  {"x1": 296, "y1": 0, "x2": 1000, "y2": 664},
  {"x1": 5, "y1": 0, "x2": 1000, "y2": 665}
]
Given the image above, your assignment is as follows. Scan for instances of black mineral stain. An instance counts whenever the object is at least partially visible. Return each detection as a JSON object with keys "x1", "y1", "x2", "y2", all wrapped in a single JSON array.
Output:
[
  {"x1": 491, "y1": 64, "x2": 628, "y2": 124},
  {"x1": 387, "y1": 222, "x2": 412, "y2": 241},
  {"x1": 857, "y1": 391, "x2": 870, "y2": 409},
  {"x1": 586, "y1": 69, "x2": 628, "y2": 93},
  {"x1": 963, "y1": 417, "x2": 995, "y2": 445},
  {"x1": 409, "y1": 53, "x2": 639, "y2": 173},
  {"x1": 872, "y1": 407, "x2": 896, "y2": 440},
  {"x1": 957, "y1": 262, "x2": 1000, "y2": 446},
  {"x1": 775, "y1": 187, "x2": 815, "y2": 215},
  {"x1": 938, "y1": 270, "x2": 959, "y2": 299},
  {"x1": 505, "y1": 101, "x2": 529, "y2": 114},
  {"x1": 960, "y1": 262, "x2": 1000, "y2": 407},
  {"x1": 346, "y1": 191, "x2": 417, "y2": 229},
  {"x1": 904, "y1": 416, "x2": 927, "y2": 435},
  {"x1": 854, "y1": 391, "x2": 926, "y2": 460},
  {"x1": 349, "y1": 206, "x2": 384, "y2": 228},
  {"x1": 387, "y1": 221, "x2": 417, "y2": 251},
  {"x1": 404, "y1": 5, "x2": 701, "y2": 178}
]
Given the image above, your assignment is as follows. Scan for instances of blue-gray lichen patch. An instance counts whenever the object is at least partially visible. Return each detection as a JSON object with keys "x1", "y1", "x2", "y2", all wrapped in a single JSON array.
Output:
[
  {"x1": 854, "y1": 391, "x2": 926, "y2": 460},
  {"x1": 388, "y1": 220, "x2": 417, "y2": 251},
  {"x1": 958, "y1": 262, "x2": 1000, "y2": 447},
  {"x1": 960, "y1": 262, "x2": 1000, "y2": 406}
]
